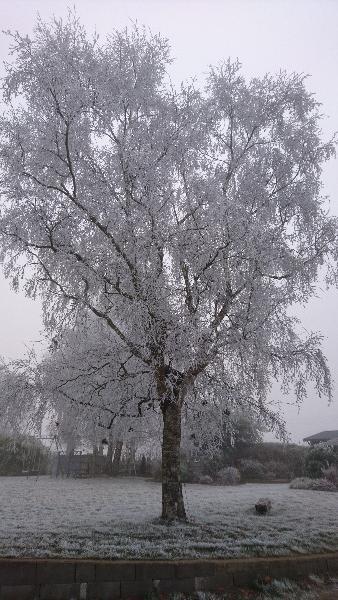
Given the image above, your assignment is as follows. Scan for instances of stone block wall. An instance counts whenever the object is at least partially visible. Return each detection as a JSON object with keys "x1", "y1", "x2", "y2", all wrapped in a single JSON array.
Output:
[{"x1": 0, "y1": 553, "x2": 337, "y2": 599}]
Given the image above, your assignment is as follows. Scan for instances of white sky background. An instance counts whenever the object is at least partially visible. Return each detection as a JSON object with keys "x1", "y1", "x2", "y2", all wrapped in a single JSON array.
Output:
[{"x1": 0, "y1": 0, "x2": 337, "y2": 443}]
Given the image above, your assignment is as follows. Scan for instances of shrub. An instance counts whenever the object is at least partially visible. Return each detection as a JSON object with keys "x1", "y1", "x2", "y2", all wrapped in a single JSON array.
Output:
[
  {"x1": 138, "y1": 455, "x2": 149, "y2": 476},
  {"x1": 322, "y1": 465, "x2": 338, "y2": 486},
  {"x1": 150, "y1": 460, "x2": 162, "y2": 481},
  {"x1": 238, "y1": 443, "x2": 306, "y2": 478},
  {"x1": 199, "y1": 452, "x2": 224, "y2": 479},
  {"x1": 193, "y1": 442, "x2": 307, "y2": 482},
  {"x1": 216, "y1": 466, "x2": 240, "y2": 485},
  {"x1": 198, "y1": 475, "x2": 213, "y2": 484},
  {"x1": 290, "y1": 477, "x2": 336, "y2": 491},
  {"x1": 286, "y1": 445, "x2": 308, "y2": 478},
  {"x1": 309, "y1": 478, "x2": 337, "y2": 491},
  {"x1": 180, "y1": 461, "x2": 198, "y2": 483},
  {"x1": 265, "y1": 460, "x2": 290, "y2": 479},
  {"x1": 0, "y1": 435, "x2": 50, "y2": 476},
  {"x1": 239, "y1": 459, "x2": 267, "y2": 480},
  {"x1": 305, "y1": 444, "x2": 336, "y2": 479}
]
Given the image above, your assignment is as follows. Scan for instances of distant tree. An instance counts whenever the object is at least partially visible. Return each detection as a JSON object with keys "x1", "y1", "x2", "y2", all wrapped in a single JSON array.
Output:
[
  {"x1": 238, "y1": 459, "x2": 267, "y2": 481},
  {"x1": 0, "y1": 357, "x2": 42, "y2": 435},
  {"x1": 245, "y1": 442, "x2": 308, "y2": 478},
  {"x1": 286, "y1": 444, "x2": 308, "y2": 478},
  {"x1": 224, "y1": 410, "x2": 264, "y2": 451},
  {"x1": 0, "y1": 15, "x2": 336, "y2": 519},
  {"x1": 182, "y1": 408, "x2": 264, "y2": 477},
  {"x1": 0, "y1": 434, "x2": 49, "y2": 475},
  {"x1": 139, "y1": 454, "x2": 148, "y2": 476}
]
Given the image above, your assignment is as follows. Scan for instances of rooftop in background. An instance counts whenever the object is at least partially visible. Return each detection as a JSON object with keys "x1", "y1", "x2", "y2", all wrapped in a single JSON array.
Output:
[{"x1": 303, "y1": 430, "x2": 338, "y2": 444}]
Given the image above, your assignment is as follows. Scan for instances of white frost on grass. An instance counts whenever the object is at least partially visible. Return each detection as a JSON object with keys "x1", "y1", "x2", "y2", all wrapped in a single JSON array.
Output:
[{"x1": 0, "y1": 477, "x2": 337, "y2": 559}]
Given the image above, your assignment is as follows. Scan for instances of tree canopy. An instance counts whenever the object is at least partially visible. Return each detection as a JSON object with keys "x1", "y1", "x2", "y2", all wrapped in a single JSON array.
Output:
[{"x1": 0, "y1": 14, "x2": 337, "y2": 519}]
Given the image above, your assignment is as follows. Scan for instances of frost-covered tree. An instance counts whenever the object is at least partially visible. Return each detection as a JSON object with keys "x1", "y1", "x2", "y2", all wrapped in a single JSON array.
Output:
[
  {"x1": 39, "y1": 317, "x2": 161, "y2": 457},
  {"x1": 0, "y1": 15, "x2": 337, "y2": 519},
  {"x1": 0, "y1": 319, "x2": 161, "y2": 468},
  {"x1": 0, "y1": 355, "x2": 43, "y2": 435}
]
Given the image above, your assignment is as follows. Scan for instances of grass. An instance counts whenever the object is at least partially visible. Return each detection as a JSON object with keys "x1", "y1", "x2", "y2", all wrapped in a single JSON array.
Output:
[{"x1": 0, "y1": 476, "x2": 337, "y2": 558}]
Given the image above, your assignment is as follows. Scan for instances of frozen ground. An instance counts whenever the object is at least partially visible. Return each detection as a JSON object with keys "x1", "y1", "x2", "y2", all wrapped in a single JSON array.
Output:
[{"x1": 0, "y1": 476, "x2": 337, "y2": 559}]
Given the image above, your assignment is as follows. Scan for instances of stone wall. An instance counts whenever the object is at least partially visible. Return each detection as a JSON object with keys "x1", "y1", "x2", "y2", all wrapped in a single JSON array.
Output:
[{"x1": 0, "y1": 553, "x2": 337, "y2": 599}]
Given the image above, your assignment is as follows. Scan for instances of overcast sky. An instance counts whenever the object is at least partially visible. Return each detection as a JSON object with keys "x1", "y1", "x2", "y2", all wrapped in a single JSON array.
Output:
[{"x1": 0, "y1": 0, "x2": 337, "y2": 443}]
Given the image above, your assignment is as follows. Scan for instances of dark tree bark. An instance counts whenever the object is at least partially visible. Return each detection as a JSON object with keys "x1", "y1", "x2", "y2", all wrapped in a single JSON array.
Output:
[
  {"x1": 161, "y1": 396, "x2": 187, "y2": 521},
  {"x1": 106, "y1": 437, "x2": 114, "y2": 475},
  {"x1": 112, "y1": 440, "x2": 123, "y2": 475},
  {"x1": 90, "y1": 444, "x2": 98, "y2": 476},
  {"x1": 66, "y1": 441, "x2": 75, "y2": 478},
  {"x1": 126, "y1": 442, "x2": 136, "y2": 475},
  {"x1": 98, "y1": 443, "x2": 104, "y2": 456}
]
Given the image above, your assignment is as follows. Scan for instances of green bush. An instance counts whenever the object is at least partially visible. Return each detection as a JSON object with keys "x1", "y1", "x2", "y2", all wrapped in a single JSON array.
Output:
[
  {"x1": 199, "y1": 452, "x2": 224, "y2": 479},
  {"x1": 290, "y1": 477, "x2": 337, "y2": 491},
  {"x1": 216, "y1": 466, "x2": 240, "y2": 485},
  {"x1": 239, "y1": 458, "x2": 268, "y2": 480},
  {"x1": 304, "y1": 444, "x2": 336, "y2": 479},
  {"x1": 0, "y1": 435, "x2": 50, "y2": 476},
  {"x1": 180, "y1": 459, "x2": 199, "y2": 483},
  {"x1": 240, "y1": 443, "x2": 307, "y2": 478},
  {"x1": 322, "y1": 465, "x2": 338, "y2": 486},
  {"x1": 265, "y1": 460, "x2": 290, "y2": 479},
  {"x1": 150, "y1": 460, "x2": 162, "y2": 481},
  {"x1": 137, "y1": 454, "x2": 150, "y2": 476}
]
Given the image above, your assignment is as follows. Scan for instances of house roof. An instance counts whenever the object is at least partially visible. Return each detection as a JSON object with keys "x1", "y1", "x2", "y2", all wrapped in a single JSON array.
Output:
[{"x1": 303, "y1": 430, "x2": 338, "y2": 442}]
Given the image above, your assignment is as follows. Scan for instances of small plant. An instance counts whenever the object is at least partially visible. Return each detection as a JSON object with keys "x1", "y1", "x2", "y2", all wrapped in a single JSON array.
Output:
[{"x1": 216, "y1": 466, "x2": 240, "y2": 485}]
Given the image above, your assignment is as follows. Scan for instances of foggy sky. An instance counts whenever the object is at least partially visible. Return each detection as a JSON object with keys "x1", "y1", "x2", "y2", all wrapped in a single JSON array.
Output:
[{"x1": 0, "y1": 0, "x2": 337, "y2": 443}]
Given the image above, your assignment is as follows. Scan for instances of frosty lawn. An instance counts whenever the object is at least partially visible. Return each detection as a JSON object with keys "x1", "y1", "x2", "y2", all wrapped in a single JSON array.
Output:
[{"x1": 1, "y1": 476, "x2": 337, "y2": 559}]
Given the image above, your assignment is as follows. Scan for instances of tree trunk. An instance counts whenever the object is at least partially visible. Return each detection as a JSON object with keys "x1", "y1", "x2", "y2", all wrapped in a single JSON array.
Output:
[
  {"x1": 161, "y1": 398, "x2": 187, "y2": 521},
  {"x1": 106, "y1": 437, "x2": 114, "y2": 476},
  {"x1": 66, "y1": 441, "x2": 75, "y2": 478},
  {"x1": 112, "y1": 440, "x2": 123, "y2": 475},
  {"x1": 126, "y1": 442, "x2": 136, "y2": 475},
  {"x1": 90, "y1": 444, "x2": 98, "y2": 477}
]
